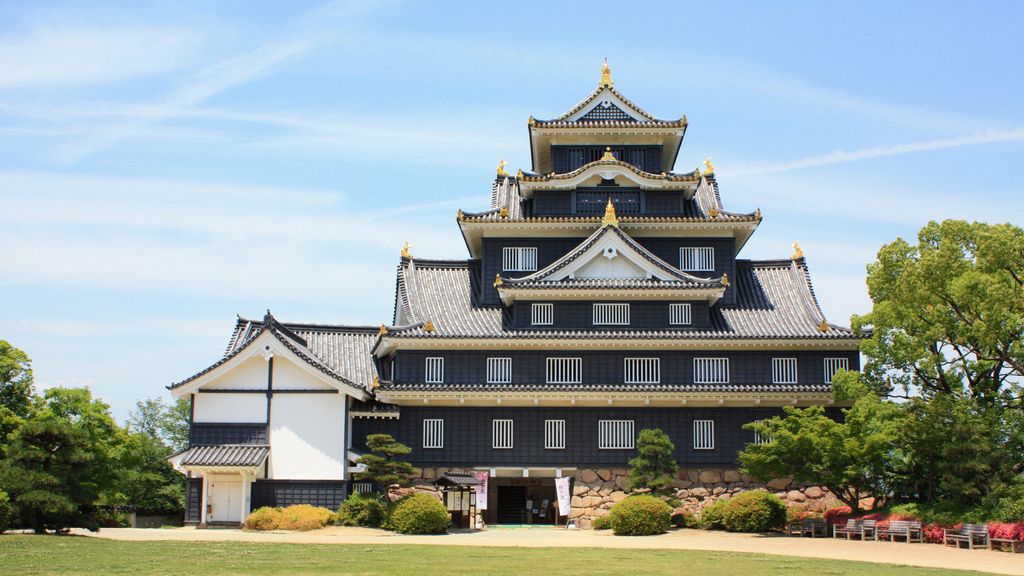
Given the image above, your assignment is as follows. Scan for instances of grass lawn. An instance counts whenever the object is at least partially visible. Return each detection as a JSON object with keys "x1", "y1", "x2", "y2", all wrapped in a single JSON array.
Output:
[{"x1": 0, "y1": 535, "x2": 1002, "y2": 576}]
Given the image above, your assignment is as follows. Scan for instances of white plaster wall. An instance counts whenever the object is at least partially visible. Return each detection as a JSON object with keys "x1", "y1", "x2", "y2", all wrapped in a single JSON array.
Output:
[
  {"x1": 272, "y1": 357, "x2": 334, "y2": 390},
  {"x1": 576, "y1": 252, "x2": 647, "y2": 278},
  {"x1": 193, "y1": 393, "x2": 267, "y2": 423},
  {"x1": 268, "y1": 394, "x2": 346, "y2": 480},
  {"x1": 199, "y1": 356, "x2": 268, "y2": 390}
]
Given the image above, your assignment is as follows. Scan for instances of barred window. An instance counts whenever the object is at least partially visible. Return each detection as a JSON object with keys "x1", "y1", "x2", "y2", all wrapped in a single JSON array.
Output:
[
  {"x1": 624, "y1": 358, "x2": 660, "y2": 384},
  {"x1": 753, "y1": 422, "x2": 771, "y2": 445},
  {"x1": 693, "y1": 420, "x2": 715, "y2": 449},
  {"x1": 486, "y1": 357, "x2": 512, "y2": 384},
  {"x1": 502, "y1": 247, "x2": 538, "y2": 272},
  {"x1": 544, "y1": 419, "x2": 566, "y2": 449},
  {"x1": 772, "y1": 357, "x2": 798, "y2": 384},
  {"x1": 424, "y1": 357, "x2": 444, "y2": 384},
  {"x1": 824, "y1": 357, "x2": 849, "y2": 384},
  {"x1": 422, "y1": 419, "x2": 444, "y2": 449},
  {"x1": 546, "y1": 357, "x2": 582, "y2": 384},
  {"x1": 694, "y1": 357, "x2": 729, "y2": 384},
  {"x1": 353, "y1": 482, "x2": 374, "y2": 494},
  {"x1": 598, "y1": 420, "x2": 635, "y2": 449},
  {"x1": 593, "y1": 303, "x2": 629, "y2": 325},
  {"x1": 669, "y1": 303, "x2": 692, "y2": 325},
  {"x1": 492, "y1": 419, "x2": 514, "y2": 449},
  {"x1": 680, "y1": 247, "x2": 715, "y2": 272},
  {"x1": 531, "y1": 303, "x2": 553, "y2": 325}
]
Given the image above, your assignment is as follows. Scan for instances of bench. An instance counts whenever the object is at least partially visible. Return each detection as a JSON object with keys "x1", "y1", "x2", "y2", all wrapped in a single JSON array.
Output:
[
  {"x1": 943, "y1": 524, "x2": 989, "y2": 549},
  {"x1": 787, "y1": 518, "x2": 828, "y2": 538},
  {"x1": 877, "y1": 519, "x2": 923, "y2": 543},
  {"x1": 989, "y1": 537, "x2": 1024, "y2": 553}
]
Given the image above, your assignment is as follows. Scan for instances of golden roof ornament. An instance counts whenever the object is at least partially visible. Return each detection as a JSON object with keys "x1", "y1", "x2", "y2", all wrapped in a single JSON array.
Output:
[
  {"x1": 493, "y1": 274, "x2": 504, "y2": 288},
  {"x1": 372, "y1": 376, "x2": 380, "y2": 389},
  {"x1": 528, "y1": 116, "x2": 536, "y2": 126},
  {"x1": 499, "y1": 206, "x2": 509, "y2": 218},
  {"x1": 792, "y1": 242, "x2": 804, "y2": 259},
  {"x1": 600, "y1": 58, "x2": 613, "y2": 87},
  {"x1": 378, "y1": 324, "x2": 389, "y2": 336},
  {"x1": 456, "y1": 209, "x2": 464, "y2": 221},
  {"x1": 708, "y1": 207, "x2": 720, "y2": 219},
  {"x1": 702, "y1": 157, "x2": 715, "y2": 176},
  {"x1": 755, "y1": 208, "x2": 762, "y2": 219},
  {"x1": 601, "y1": 146, "x2": 616, "y2": 161},
  {"x1": 423, "y1": 320, "x2": 436, "y2": 333},
  {"x1": 496, "y1": 160, "x2": 508, "y2": 177},
  {"x1": 400, "y1": 241, "x2": 412, "y2": 259},
  {"x1": 721, "y1": 273, "x2": 730, "y2": 287},
  {"x1": 602, "y1": 198, "x2": 620, "y2": 227},
  {"x1": 516, "y1": 169, "x2": 524, "y2": 179},
  {"x1": 818, "y1": 320, "x2": 830, "y2": 333}
]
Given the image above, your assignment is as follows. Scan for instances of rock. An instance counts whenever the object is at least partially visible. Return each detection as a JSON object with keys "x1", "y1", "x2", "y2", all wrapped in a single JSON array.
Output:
[
  {"x1": 676, "y1": 489, "x2": 690, "y2": 499},
  {"x1": 615, "y1": 475, "x2": 630, "y2": 490},
  {"x1": 578, "y1": 518, "x2": 592, "y2": 530},
  {"x1": 690, "y1": 487, "x2": 710, "y2": 498},
  {"x1": 804, "y1": 486, "x2": 823, "y2": 499},
  {"x1": 712, "y1": 486, "x2": 726, "y2": 495},
  {"x1": 611, "y1": 468, "x2": 628, "y2": 478},
  {"x1": 786, "y1": 490, "x2": 806, "y2": 502},
  {"x1": 718, "y1": 493, "x2": 732, "y2": 501},
  {"x1": 584, "y1": 495, "x2": 603, "y2": 507},
  {"x1": 686, "y1": 470, "x2": 700, "y2": 483},
  {"x1": 723, "y1": 470, "x2": 741, "y2": 483},
  {"x1": 573, "y1": 485, "x2": 589, "y2": 496},
  {"x1": 610, "y1": 491, "x2": 628, "y2": 503},
  {"x1": 699, "y1": 470, "x2": 722, "y2": 484},
  {"x1": 571, "y1": 495, "x2": 584, "y2": 507},
  {"x1": 766, "y1": 477, "x2": 791, "y2": 490},
  {"x1": 579, "y1": 469, "x2": 599, "y2": 483},
  {"x1": 596, "y1": 469, "x2": 612, "y2": 482}
]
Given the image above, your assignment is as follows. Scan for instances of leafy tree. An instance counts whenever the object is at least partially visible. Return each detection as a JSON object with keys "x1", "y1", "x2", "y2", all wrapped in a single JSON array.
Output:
[
  {"x1": 627, "y1": 428, "x2": 678, "y2": 494},
  {"x1": 355, "y1": 434, "x2": 417, "y2": 487},
  {"x1": 739, "y1": 373, "x2": 904, "y2": 512},
  {"x1": 0, "y1": 340, "x2": 34, "y2": 417},
  {"x1": 112, "y1": 432, "x2": 185, "y2": 515},
  {"x1": 128, "y1": 396, "x2": 190, "y2": 452}
]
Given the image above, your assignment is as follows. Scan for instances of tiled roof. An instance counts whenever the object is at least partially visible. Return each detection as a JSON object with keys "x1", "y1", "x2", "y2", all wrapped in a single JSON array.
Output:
[
  {"x1": 351, "y1": 398, "x2": 400, "y2": 416},
  {"x1": 517, "y1": 158, "x2": 698, "y2": 183},
  {"x1": 180, "y1": 444, "x2": 269, "y2": 467},
  {"x1": 531, "y1": 84, "x2": 684, "y2": 127},
  {"x1": 380, "y1": 381, "x2": 831, "y2": 394},
  {"x1": 387, "y1": 257, "x2": 855, "y2": 341}
]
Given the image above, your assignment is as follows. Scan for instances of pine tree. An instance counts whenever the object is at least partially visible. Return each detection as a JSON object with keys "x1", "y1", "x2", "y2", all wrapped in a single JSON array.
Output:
[
  {"x1": 627, "y1": 428, "x2": 678, "y2": 495},
  {"x1": 355, "y1": 434, "x2": 418, "y2": 488}
]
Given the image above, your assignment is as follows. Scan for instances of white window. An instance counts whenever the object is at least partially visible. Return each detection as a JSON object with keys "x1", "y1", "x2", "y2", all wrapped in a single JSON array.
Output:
[
  {"x1": 598, "y1": 420, "x2": 635, "y2": 449},
  {"x1": 486, "y1": 357, "x2": 512, "y2": 384},
  {"x1": 824, "y1": 357, "x2": 849, "y2": 384},
  {"x1": 503, "y1": 247, "x2": 538, "y2": 272},
  {"x1": 353, "y1": 482, "x2": 374, "y2": 494},
  {"x1": 422, "y1": 419, "x2": 444, "y2": 449},
  {"x1": 680, "y1": 247, "x2": 715, "y2": 271},
  {"x1": 544, "y1": 419, "x2": 566, "y2": 449},
  {"x1": 492, "y1": 419, "x2": 514, "y2": 449},
  {"x1": 753, "y1": 424, "x2": 771, "y2": 445},
  {"x1": 694, "y1": 357, "x2": 729, "y2": 384},
  {"x1": 424, "y1": 357, "x2": 444, "y2": 384},
  {"x1": 593, "y1": 303, "x2": 629, "y2": 325},
  {"x1": 546, "y1": 357, "x2": 582, "y2": 384},
  {"x1": 624, "y1": 358, "x2": 660, "y2": 384},
  {"x1": 694, "y1": 420, "x2": 715, "y2": 449},
  {"x1": 772, "y1": 357, "x2": 798, "y2": 384},
  {"x1": 531, "y1": 303, "x2": 553, "y2": 325},
  {"x1": 669, "y1": 303, "x2": 692, "y2": 325}
]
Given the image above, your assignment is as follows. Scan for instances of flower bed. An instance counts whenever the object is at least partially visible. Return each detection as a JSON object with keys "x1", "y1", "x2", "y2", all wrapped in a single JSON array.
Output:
[{"x1": 821, "y1": 505, "x2": 1024, "y2": 545}]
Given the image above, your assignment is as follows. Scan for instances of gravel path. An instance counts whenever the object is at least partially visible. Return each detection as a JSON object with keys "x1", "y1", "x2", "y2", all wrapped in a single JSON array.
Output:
[{"x1": 78, "y1": 526, "x2": 1024, "y2": 575}]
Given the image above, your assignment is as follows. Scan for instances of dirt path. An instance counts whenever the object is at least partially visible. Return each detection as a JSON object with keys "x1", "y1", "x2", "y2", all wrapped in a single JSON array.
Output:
[{"x1": 77, "y1": 526, "x2": 1024, "y2": 576}]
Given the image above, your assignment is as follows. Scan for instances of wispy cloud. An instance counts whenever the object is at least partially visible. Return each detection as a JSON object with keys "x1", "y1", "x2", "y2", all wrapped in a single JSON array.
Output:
[{"x1": 727, "y1": 128, "x2": 1024, "y2": 176}]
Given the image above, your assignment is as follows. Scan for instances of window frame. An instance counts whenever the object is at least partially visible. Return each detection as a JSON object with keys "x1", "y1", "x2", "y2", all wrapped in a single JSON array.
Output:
[
  {"x1": 624, "y1": 357, "x2": 661, "y2": 384},
  {"x1": 492, "y1": 419, "x2": 514, "y2": 449},
  {"x1": 422, "y1": 418, "x2": 444, "y2": 449},
  {"x1": 598, "y1": 420, "x2": 635, "y2": 450},
  {"x1": 823, "y1": 357, "x2": 850, "y2": 384},
  {"x1": 531, "y1": 303, "x2": 554, "y2": 326},
  {"x1": 593, "y1": 303, "x2": 630, "y2": 326},
  {"x1": 679, "y1": 246, "x2": 715, "y2": 272},
  {"x1": 771, "y1": 357, "x2": 799, "y2": 385},
  {"x1": 502, "y1": 247, "x2": 538, "y2": 272},
  {"x1": 486, "y1": 357, "x2": 512, "y2": 384},
  {"x1": 693, "y1": 357, "x2": 730, "y2": 384},
  {"x1": 546, "y1": 357, "x2": 582, "y2": 384},
  {"x1": 669, "y1": 303, "x2": 692, "y2": 325},
  {"x1": 544, "y1": 419, "x2": 566, "y2": 450},
  {"x1": 424, "y1": 357, "x2": 444, "y2": 384},
  {"x1": 693, "y1": 419, "x2": 715, "y2": 450}
]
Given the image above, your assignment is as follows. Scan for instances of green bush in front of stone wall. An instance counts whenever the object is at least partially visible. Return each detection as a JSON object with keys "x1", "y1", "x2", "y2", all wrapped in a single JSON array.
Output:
[
  {"x1": 335, "y1": 492, "x2": 388, "y2": 528},
  {"x1": 700, "y1": 490, "x2": 787, "y2": 533},
  {"x1": 387, "y1": 493, "x2": 449, "y2": 534},
  {"x1": 607, "y1": 494, "x2": 672, "y2": 536},
  {"x1": 591, "y1": 513, "x2": 613, "y2": 530}
]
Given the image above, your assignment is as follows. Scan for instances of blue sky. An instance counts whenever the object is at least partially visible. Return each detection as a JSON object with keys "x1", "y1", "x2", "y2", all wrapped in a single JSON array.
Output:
[{"x1": 2, "y1": 0, "x2": 1022, "y2": 420}]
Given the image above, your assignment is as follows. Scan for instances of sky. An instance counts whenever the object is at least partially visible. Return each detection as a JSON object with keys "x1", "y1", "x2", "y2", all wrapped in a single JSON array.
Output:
[{"x1": 2, "y1": 0, "x2": 1022, "y2": 421}]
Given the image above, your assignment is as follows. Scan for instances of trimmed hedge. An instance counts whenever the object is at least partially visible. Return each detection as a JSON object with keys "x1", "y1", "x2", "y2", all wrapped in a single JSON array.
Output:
[
  {"x1": 387, "y1": 493, "x2": 449, "y2": 534},
  {"x1": 608, "y1": 495, "x2": 672, "y2": 536},
  {"x1": 335, "y1": 493, "x2": 388, "y2": 528},
  {"x1": 700, "y1": 491, "x2": 787, "y2": 533},
  {"x1": 244, "y1": 504, "x2": 333, "y2": 531}
]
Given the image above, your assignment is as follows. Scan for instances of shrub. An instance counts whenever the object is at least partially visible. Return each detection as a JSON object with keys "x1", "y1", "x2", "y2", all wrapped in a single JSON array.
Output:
[
  {"x1": 388, "y1": 493, "x2": 449, "y2": 534},
  {"x1": 0, "y1": 491, "x2": 13, "y2": 533},
  {"x1": 335, "y1": 493, "x2": 388, "y2": 528},
  {"x1": 244, "y1": 504, "x2": 334, "y2": 531},
  {"x1": 592, "y1": 514, "x2": 613, "y2": 530},
  {"x1": 670, "y1": 509, "x2": 691, "y2": 528},
  {"x1": 718, "y1": 491, "x2": 787, "y2": 533},
  {"x1": 990, "y1": 522, "x2": 1024, "y2": 541},
  {"x1": 824, "y1": 505, "x2": 852, "y2": 525},
  {"x1": 699, "y1": 500, "x2": 727, "y2": 530},
  {"x1": 608, "y1": 495, "x2": 672, "y2": 536},
  {"x1": 245, "y1": 507, "x2": 280, "y2": 531}
]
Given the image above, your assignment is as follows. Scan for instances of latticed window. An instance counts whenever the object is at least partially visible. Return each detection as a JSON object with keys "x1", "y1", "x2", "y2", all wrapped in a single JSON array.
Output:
[
  {"x1": 680, "y1": 247, "x2": 715, "y2": 271},
  {"x1": 593, "y1": 303, "x2": 629, "y2": 325},
  {"x1": 576, "y1": 191, "x2": 641, "y2": 214},
  {"x1": 546, "y1": 357, "x2": 582, "y2": 384},
  {"x1": 753, "y1": 422, "x2": 771, "y2": 445},
  {"x1": 693, "y1": 420, "x2": 715, "y2": 450},
  {"x1": 669, "y1": 303, "x2": 692, "y2": 325},
  {"x1": 424, "y1": 357, "x2": 444, "y2": 384},
  {"x1": 502, "y1": 247, "x2": 537, "y2": 272},
  {"x1": 544, "y1": 420, "x2": 566, "y2": 449},
  {"x1": 772, "y1": 357, "x2": 798, "y2": 384},
  {"x1": 624, "y1": 358, "x2": 660, "y2": 384},
  {"x1": 694, "y1": 357, "x2": 729, "y2": 384},
  {"x1": 598, "y1": 420, "x2": 635, "y2": 449},
  {"x1": 492, "y1": 419, "x2": 514, "y2": 449},
  {"x1": 824, "y1": 357, "x2": 849, "y2": 384},
  {"x1": 531, "y1": 303, "x2": 553, "y2": 325},
  {"x1": 422, "y1": 419, "x2": 444, "y2": 449},
  {"x1": 486, "y1": 357, "x2": 512, "y2": 384}
]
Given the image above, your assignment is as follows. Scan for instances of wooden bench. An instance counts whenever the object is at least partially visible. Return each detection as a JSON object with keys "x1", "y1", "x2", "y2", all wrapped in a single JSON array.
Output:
[
  {"x1": 833, "y1": 519, "x2": 862, "y2": 539},
  {"x1": 943, "y1": 524, "x2": 990, "y2": 549},
  {"x1": 989, "y1": 537, "x2": 1024, "y2": 553},
  {"x1": 787, "y1": 518, "x2": 828, "y2": 538},
  {"x1": 877, "y1": 519, "x2": 923, "y2": 543}
]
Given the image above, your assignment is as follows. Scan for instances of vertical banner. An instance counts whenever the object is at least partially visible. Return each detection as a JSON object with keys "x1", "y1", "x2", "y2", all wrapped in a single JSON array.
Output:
[
  {"x1": 475, "y1": 471, "x2": 489, "y2": 510},
  {"x1": 555, "y1": 476, "x2": 571, "y2": 517}
]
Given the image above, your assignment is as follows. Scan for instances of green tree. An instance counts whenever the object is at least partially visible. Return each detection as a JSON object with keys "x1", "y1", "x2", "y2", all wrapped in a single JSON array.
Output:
[
  {"x1": 113, "y1": 432, "x2": 185, "y2": 515},
  {"x1": 0, "y1": 340, "x2": 34, "y2": 417},
  {"x1": 627, "y1": 428, "x2": 678, "y2": 494},
  {"x1": 739, "y1": 373, "x2": 904, "y2": 512},
  {"x1": 128, "y1": 397, "x2": 190, "y2": 452},
  {"x1": 355, "y1": 434, "x2": 417, "y2": 487}
]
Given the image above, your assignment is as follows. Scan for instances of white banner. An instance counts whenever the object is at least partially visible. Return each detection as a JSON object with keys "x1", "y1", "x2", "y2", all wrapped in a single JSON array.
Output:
[
  {"x1": 475, "y1": 471, "x2": 489, "y2": 510},
  {"x1": 555, "y1": 476, "x2": 571, "y2": 517}
]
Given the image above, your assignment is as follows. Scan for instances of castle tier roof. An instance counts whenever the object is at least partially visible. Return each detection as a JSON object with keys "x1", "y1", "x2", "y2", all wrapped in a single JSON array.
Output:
[{"x1": 179, "y1": 444, "x2": 270, "y2": 468}]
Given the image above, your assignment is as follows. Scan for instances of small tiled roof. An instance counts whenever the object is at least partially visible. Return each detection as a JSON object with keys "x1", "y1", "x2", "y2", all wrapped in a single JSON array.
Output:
[
  {"x1": 386, "y1": 257, "x2": 855, "y2": 341},
  {"x1": 436, "y1": 472, "x2": 483, "y2": 487},
  {"x1": 180, "y1": 444, "x2": 269, "y2": 468},
  {"x1": 350, "y1": 398, "x2": 400, "y2": 416},
  {"x1": 531, "y1": 84, "x2": 685, "y2": 128}
]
